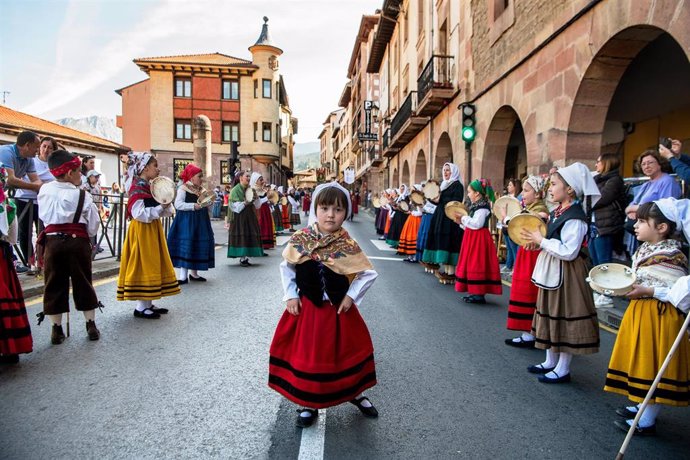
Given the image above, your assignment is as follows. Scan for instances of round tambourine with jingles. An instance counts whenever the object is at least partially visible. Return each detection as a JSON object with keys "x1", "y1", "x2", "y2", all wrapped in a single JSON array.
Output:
[
  {"x1": 423, "y1": 181, "x2": 440, "y2": 201},
  {"x1": 493, "y1": 195, "x2": 522, "y2": 221},
  {"x1": 244, "y1": 186, "x2": 256, "y2": 203},
  {"x1": 379, "y1": 195, "x2": 389, "y2": 207},
  {"x1": 150, "y1": 176, "x2": 176, "y2": 205},
  {"x1": 444, "y1": 201, "x2": 468, "y2": 221},
  {"x1": 586, "y1": 263, "x2": 636, "y2": 296},
  {"x1": 267, "y1": 190, "x2": 279, "y2": 205},
  {"x1": 372, "y1": 197, "x2": 381, "y2": 208},
  {"x1": 507, "y1": 213, "x2": 546, "y2": 246},
  {"x1": 410, "y1": 190, "x2": 425, "y2": 205},
  {"x1": 398, "y1": 201, "x2": 410, "y2": 212},
  {"x1": 197, "y1": 189, "x2": 216, "y2": 208}
]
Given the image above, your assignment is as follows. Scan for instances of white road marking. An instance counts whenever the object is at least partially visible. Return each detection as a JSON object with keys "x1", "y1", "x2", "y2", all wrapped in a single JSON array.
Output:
[
  {"x1": 369, "y1": 239, "x2": 397, "y2": 252},
  {"x1": 368, "y1": 256, "x2": 405, "y2": 261},
  {"x1": 276, "y1": 235, "x2": 291, "y2": 246},
  {"x1": 297, "y1": 409, "x2": 326, "y2": 460}
]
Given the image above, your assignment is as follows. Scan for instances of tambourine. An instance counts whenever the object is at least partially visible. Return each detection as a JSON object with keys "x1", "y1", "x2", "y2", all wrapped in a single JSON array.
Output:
[
  {"x1": 410, "y1": 190, "x2": 425, "y2": 205},
  {"x1": 379, "y1": 196, "x2": 389, "y2": 207},
  {"x1": 399, "y1": 201, "x2": 410, "y2": 212},
  {"x1": 444, "y1": 201, "x2": 467, "y2": 221},
  {"x1": 372, "y1": 197, "x2": 381, "y2": 208},
  {"x1": 493, "y1": 196, "x2": 521, "y2": 221},
  {"x1": 197, "y1": 189, "x2": 216, "y2": 208},
  {"x1": 150, "y1": 176, "x2": 176, "y2": 205},
  {"x1": 423, "y1": 181, "x2": 440, "y2": 201},
  {"x1": 586, "y1": 264, "x2": 636, "y2": 297},
  {"x1": 244, "y1": 187, "x2": 256, "y2": 202},
  {"x1": 507, "y1": 213, "x2": 546, "y2": 246},
  {"x1": 267, "y1": 190, "x2": 279, "y2": 205}
]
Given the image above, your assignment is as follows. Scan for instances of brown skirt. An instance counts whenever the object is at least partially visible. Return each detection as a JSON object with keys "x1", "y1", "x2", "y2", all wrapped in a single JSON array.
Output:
[{"x1": 531, "y1": 256, "x2": 599, "y2": 355}]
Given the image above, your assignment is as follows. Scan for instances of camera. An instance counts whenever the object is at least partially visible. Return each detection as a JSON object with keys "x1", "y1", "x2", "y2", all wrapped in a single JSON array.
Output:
[{"x1": 660, "y1": 137, "x2": 673, "y2": 150}]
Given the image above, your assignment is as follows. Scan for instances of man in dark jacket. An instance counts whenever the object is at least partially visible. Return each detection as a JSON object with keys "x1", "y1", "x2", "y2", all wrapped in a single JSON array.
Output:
[{"x1": 659, "y1": 139, "x2": 690, "y2": 185}]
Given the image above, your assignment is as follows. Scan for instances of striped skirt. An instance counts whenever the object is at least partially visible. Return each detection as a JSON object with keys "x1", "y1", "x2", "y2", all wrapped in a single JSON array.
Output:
[
  {"x1": 0, "y1": 243, "x2": 32, "y2": 355},
  {"x1": 397, "y1": 215, "x2": 421, "y2": 255}
]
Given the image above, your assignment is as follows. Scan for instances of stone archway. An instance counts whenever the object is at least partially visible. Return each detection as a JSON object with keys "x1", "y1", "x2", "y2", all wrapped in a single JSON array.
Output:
[
  {"x1": 566, "y1": 25, "x2": 690, "y2": 171},
  {"x1": 482, "y1": 106, "x2": 527, "y2": 189},
  {"x1": 401, "y1": 160, "x2": 410, "y2": 186},
  {"x1": 414, "y1": 149, "x2": 427, "y2": 183},
  {"x1": 434, "y1": 132, "x2": 453, "y2": 180}
]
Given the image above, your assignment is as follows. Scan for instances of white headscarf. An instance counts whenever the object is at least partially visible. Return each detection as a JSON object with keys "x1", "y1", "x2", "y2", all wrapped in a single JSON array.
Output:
[
  {"x1": 125, "y1": 151, "x2": 153, "y2": 191},
  {"x1": 655, "y1": 197, "x2": 690, "y2": 242},
  {"x1": 249, "y1": 172, "x2": 262, "y2": 188},
  {"x1": 557, "y1": 162, "x2": 601, "y2": 209},
  {"x1": 270, "y1": 184, "x2": 277, "y2": 190},
  {"x1": 522, "y1": 175, "x2": 545, "y2": 196},
  {"x1": 277, "y1": 186, "x2": 284, "y2": 194},
  {"x1": 440, "y1": 162, "x2": 460, "y2": 191},
  {"x1": 397, "y1": 184, "x2": 409, "y2": 202},
  {"x1": 307, "y1": 181, "x2": 352, "y2": 226},
  {"x1": 414, "y1": 183, "x2": 423, "y2": 191}
]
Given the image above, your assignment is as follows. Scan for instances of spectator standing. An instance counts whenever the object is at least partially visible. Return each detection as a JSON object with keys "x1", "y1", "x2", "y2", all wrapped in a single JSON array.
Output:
[
  {"x1": 659, "y1": 138, "x2": 690, "y2": 183},
  {"x1": 83, "y1": 170, "x2": 104, "y2": 254},
  {"x1": 212, "y1": 186, "x2": 223, "y2": 219},
  {"x1": 80, "y1": 155, "x2": 96, "y2": 186}
]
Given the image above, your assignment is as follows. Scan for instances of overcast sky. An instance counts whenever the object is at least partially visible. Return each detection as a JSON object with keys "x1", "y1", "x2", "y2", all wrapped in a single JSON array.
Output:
[{"x1": 0, "y1": 0, "x2": 382, "y2": 143}]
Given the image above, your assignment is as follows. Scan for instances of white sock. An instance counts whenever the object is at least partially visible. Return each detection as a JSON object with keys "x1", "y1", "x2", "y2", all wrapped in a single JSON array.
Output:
[
  {"x1": 299, "y1": 409, "x2": 316, "y2": 417},
  {"x1": 521, "y1": 332, "x2": 535, "y2": 341},
  {"x1": 634, "y1": 404, "x2": 661, "y2": 428},
  {"x1": 541, "y1": 349, "x2": 559, "y2": 369},
  {"x1": 83, "y1": 310, "x2": 95, "y2": 321},
  {"x1": 49, "y1": 314, "x2": 63, "y2": 326},
  {"x1": 355, "y1": 395, "x2": 373, "y2": 408},
  {"x1": 544, "y1": 352, "x2": 572, "y2": 379},
  {"x1": 136, "y1": 300, "x2": 152, "y2": 312},
  {"x1": 625, "y1": 403, "x2": 641, "y2": 414},
  {"x1": 178, "y1": 267, "x2": 188, "y2": 280},
  {"x1": 190, "y1": 269, "x2": 198, "y2": 278}
]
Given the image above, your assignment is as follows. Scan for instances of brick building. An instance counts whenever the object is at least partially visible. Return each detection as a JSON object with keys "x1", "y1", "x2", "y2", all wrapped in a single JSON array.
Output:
[{"x1": 116, "y1": 18, "x2": 296, "y2": 187}]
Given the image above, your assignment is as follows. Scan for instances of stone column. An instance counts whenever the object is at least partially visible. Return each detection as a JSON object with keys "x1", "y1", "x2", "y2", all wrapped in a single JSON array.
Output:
[{"x1": 193, "y1": 115, "x2": 212, "y2": 181}]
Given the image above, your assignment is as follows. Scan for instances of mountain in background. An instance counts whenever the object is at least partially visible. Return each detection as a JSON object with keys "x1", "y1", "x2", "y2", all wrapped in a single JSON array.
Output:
[
  {"x1": 293, "y1": 141, "x2": 320, "y2": 171},
  {"x1": 55, "y1": 116, "x2": 122, "y2": 143}
]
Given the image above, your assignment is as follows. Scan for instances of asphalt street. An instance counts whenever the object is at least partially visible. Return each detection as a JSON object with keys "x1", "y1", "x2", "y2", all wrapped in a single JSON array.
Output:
[{"x1": 2, "y1": 212, "x2": 690, "y2": 459}]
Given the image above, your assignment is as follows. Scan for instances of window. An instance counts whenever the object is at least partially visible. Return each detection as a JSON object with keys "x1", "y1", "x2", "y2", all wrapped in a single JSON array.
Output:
[
  {"x1": 222, "y1": 80, "x2": 239, "y2": 100},
  {"x1": 254, "y1": 80, "x2": 258, "y2": 98},
  {"x1": 253, "y1": 122, "x2": 258, "y2": 141},
  {"x1": 222, "y1": 122, "x2": 239, "y2": 142},
  {"x1": 403, "y1": 10, "x2": 409, "y2": 44},
  {"x1": 494, "y1": 0, "x2": 511, "y2": 20},
  {"x1": 175, "y1": 120, "x2": 192, "y2": 140},
  {"x1": 262, "y1": 122, "x2": 272, "y2": 142},
  {"x1": 174, "y1": 78, "x2": 191, "y2": 98},
  {"x1": 262, "y1": 79, "x2": 272, "y2": 98},
  {"x1": 418, "y1": 0, "x2": 424, "y2": 35}
]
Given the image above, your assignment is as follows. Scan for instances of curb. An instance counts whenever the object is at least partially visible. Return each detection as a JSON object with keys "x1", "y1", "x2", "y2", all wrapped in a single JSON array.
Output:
[{"x1": 22, "y1": 265, "x2": 121, "y2": 300}]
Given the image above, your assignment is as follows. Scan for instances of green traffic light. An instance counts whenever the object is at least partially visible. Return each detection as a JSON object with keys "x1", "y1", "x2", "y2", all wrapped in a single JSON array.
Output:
[{"x1": 461, "y1": 126, "x2": 475, "y2": 142}]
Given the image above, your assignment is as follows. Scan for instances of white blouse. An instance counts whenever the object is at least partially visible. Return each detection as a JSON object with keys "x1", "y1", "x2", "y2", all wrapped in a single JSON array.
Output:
[
  {"x1": 37, "y1": 181, "x2": 100, "y2": 237},
  {"x1": 460, "y1": 208, "x2": 490, "y2": 230},
  {"x1": 538, "y1": 220, "x2": 588, "y2": 261},
  {"x1": 174, "y1": 187, "x2": 197, "y2": 212},
  {"x1": 130, "y1": 199, "x2": 173, "y2": 223},
  {"x1": 655, "y1": 275, "x2": 690, "y2": 313},
  {"x1": 280, "y1": 259, "x2": 378, "y2": 307}
]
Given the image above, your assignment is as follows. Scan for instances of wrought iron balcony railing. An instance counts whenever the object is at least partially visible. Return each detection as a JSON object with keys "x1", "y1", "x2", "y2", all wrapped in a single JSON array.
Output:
[
  {"x1": 390, "y1": 91, "x2": 418, "y2": 139},
  {"x1": 417, "y1": 55, "x2": 454, "y2": 104}
]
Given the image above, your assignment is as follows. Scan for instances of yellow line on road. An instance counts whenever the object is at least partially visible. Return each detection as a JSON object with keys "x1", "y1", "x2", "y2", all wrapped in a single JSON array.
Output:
[{"x1": 24, "y1": 275, "x2": 119, "y2": 307}]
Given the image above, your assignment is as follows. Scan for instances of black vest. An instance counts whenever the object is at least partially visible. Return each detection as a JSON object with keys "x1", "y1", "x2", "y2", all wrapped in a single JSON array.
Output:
[
  {"x1": 184, "y1": 191, "x2": 198, "y2": 203},
  {"x1": 295, "y1": 260, "x2": 350, "y2": 307},
  {"x1": 143, "y1": 197, "x2": 159, "y2": 208},
  {"x1": 546, "y1": 204, "x2": 587, "y2": 241},
  {"x1": 469, "y1": 203, "x2": 491, "y2": 229}
]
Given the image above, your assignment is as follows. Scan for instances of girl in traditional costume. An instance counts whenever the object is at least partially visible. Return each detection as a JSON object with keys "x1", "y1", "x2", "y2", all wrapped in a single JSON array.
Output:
[
  {"x1": 251, "y1": 174, "x2": 275, "y2": 250},
  {"x1": 279, "y1": 186, "x2": 291, "y2": 231},
  {"x1": 504, "y1": 176, "x2": 549, "y2": 347},
  {"x1": 399, "y1": 185, "x2": 423, "y2": 261},
  {"x1": 167, "y1": 163, "x2": 215, "y2": 284},
  {"x1": 454, "y1": 179, "x2": 502, "y2": 304},
  {"x1": 386, "y1": 184, "x2": 410, "y2": 248},
  {"x1": 415, "y1": 182, "x2": 437, "y2": 264},
  {"x1": 117, "y1": 152, "x2": 180, "y2": 319},
  {"x1": 422, "y1": 163, "x2": 465, "y2": 280},
  {"x1": 0, "y1": 166, "x2": 32, "y2": 363},
  {"x1": 269, "y1": 182, "x2": 379, "y2": 428},
  {"x1": 227, "y1": 171, "x2": 264, "y2": 266},
  {"x1": 270, "y1": 184, "x2": 284, "y2": 235},
  {"x1": 287, "y1": 187, "x2": 301, "y2": 228},
  {"x1": 521, "y1": 163, "x2": 601, "y2": 383},
  {"x1": 605, "y1": 199, "x2": 689, "y2": 435}
]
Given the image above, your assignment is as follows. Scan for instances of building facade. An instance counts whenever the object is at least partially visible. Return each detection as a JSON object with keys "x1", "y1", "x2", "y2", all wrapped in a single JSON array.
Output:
[
  {"x1": 323, "y1": 0, "x2": 690, "y2": 194},
  {"x1": 116, "y1": 18, "x2": 296, "y2": 187}
]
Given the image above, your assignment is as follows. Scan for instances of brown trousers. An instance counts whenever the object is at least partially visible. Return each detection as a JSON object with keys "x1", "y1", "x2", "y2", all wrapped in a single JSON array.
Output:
[{"x1": 43, "y1": 236, "x2": 99, "y2": 315}]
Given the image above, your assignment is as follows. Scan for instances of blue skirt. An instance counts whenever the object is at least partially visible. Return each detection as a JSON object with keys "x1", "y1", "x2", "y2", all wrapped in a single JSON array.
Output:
[
  {"x1": 416, "y1": 213, "x2": 433, "y2": 260},
  {"x1": 167, "y1": 210, "x2": 215, "y2": 270}
]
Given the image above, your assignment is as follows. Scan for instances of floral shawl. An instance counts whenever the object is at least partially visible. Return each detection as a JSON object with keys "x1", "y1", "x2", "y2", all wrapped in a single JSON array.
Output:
[{"x1": 632, "y1": 239, "x2": 687, "y2": 289}]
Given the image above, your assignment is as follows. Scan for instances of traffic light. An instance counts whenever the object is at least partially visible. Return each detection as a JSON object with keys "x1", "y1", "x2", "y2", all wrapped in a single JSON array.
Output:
[{"x1": 461, "y1": 103, "x2": 476, "y2": 143}]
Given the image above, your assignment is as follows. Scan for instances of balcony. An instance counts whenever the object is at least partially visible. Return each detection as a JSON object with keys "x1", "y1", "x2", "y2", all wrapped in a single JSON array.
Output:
[
  {"x1": 369, "y1": 143, "x2": 383, "y2": 166},
  {"x1": 382, "y1": 128, "x2": 398, "y2": 157},
  {"x1": 416, "y1": 55, "x2": 456, "y2": 117},
  {"x1": 387, "y1": 91, "x2": 427, "y2": 155}
]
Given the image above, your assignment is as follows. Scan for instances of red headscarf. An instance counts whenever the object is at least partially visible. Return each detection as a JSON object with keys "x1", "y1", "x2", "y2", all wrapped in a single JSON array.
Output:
[{"x1": 180, "y1": 163, "x2": 202, "y2": 183}]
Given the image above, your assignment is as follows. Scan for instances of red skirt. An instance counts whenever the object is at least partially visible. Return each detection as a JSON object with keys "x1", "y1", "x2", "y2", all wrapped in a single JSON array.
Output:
[
  {"x1": 397, "y1": 215, "x2": 421, "y2": 255},
  {"x1": 258, "y1": 202, "x2": 275, "y2": 249},
  {"x1": 0, "y1": 246, "x2": 33, "y2": 355},
  {"x1": 282, "y1": 205, "x2": 291, "y2": 230},
  {"x1": 507, "y1": 247, "x2": 540, "y2": 331},
  {"x1": 455, "y1": 228, "x2": 502, "y2": 295},
  {"x1": 268, "y1": 296, "x2": 377, "y2": 409},
  {"x1": 384, "y1": 213, "x2": 392, "y2": 235}
]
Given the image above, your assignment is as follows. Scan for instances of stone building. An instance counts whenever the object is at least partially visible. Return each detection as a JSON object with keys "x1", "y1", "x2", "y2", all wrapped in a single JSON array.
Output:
[
  {"x1": 116, "y1": 17, "x2": 296, "y2": 187},
  {"x1": 326, "y1": 0, "x2": 690, "y2": 192}
]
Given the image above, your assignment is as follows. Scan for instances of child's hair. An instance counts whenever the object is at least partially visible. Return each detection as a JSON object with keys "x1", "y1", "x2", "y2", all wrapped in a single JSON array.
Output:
[
  {"x1": 552, "y1": 172, "x2": 577, "y2": 199},
  {"x1": 636, "y1": 202, "x2": 677, "y2": 238},
  {"x1": 48, "y1": 149, "x2": 78, "y2": 175},
  {"x1": 314, "y1": 187, "x2": 349, "y2": 212}
]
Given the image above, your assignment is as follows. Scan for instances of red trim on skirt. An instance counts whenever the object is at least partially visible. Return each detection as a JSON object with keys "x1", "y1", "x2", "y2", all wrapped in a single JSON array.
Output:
[
  {"x1": 507, "y1": 247, "x2": 540, "y2": 331},
  {"x1": 258, "y1": 203, "x2": 275, "y2": 249},
  {"x1": 268, "y1": 296, "x2": 377, "y2": 409},
  {"x1": 455, "y1": 227, "x2": 502, "y2": 295},
  {"x1": 0, "y1": 250, "x2": 33, "y2": 355}
]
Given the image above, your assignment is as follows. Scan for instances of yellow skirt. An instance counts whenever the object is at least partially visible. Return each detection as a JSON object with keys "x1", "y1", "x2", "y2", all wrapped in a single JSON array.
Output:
[
  {"x1": 604, "y1": 298, "x2": 690, "y2": 406},
  {"x1": 117, "y1": 220, "x2": 181, "y2": 301}
]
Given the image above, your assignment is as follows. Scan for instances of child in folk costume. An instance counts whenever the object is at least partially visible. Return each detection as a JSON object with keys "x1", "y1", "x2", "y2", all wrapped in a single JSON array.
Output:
[
  {"x1": 227, "y1": 171, "x2": 264, "y2": 266},
  {"x1": 504, "y1": 176, "x2": 550, "y2": 348},
  {"x1": 0, "y1": 166, "x2": 32, "y2": 363},
  {"x1": 37, "y1": 150, "x2": 102, "y2": 343},
  {"x1": 269, "y1": 182, "x2": 379, "y2": 428},
  {"x1": 287, "y1": 187, "x2": 301, "y2": 228},
  {"x1": 167, "y1": 163, "x2": 215, "y2": 284},
  {"x1": 375, "y1": 191, "x2": 389, "y2": 236},
  {"x1": 454, "y1": 179, "x2": 502, "y2": 304},
  {"x1": 278, "y1": 186, "x2": 291, "y2": 231},
  {"x1": 252, "y1": 174, "x2": 275, "y2": 250},
  {"x1": 386, "y1": 185, "x2": 410, "y2": 248},
  {"x1": 521, "y1": 163, "x2": 601, "y2": 383},
  {"x1": 117, "y1": 152, "x2": 180, "y2": 319},
  {"x1": 399, "y1": 184, "x2": 423, "y2": 261},
  {"x1": 270, "y1": 184, "x2": 284, "y2": 235},
  {"x1": 605, "y1": 199, "x2": 689, "y2": 435}
]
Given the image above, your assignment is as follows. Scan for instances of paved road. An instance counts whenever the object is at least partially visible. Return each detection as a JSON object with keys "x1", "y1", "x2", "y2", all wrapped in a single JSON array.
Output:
[{"x1": 2, "y1": 212, "x2": 689, "y2": 459}]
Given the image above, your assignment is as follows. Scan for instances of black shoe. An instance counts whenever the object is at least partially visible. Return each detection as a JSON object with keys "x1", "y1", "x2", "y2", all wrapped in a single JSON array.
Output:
[
  {"x1": 51, "y1": 324, "x2": 66, "y2": 345},
  {"x1": 350, "y1": 396, "x2": 379, "y2": 418},
  {"x1": 296, "y1": 408, "x2": 318, "y2": 428},
  {"x1": 614, "y1": 420, "x2": 656, "y2": 436},
  {"x1": 240, "y1": 259, "x2": 252, "y2": 267},
  {"x1": 504, "y1": 337, "x2": 536, "y2": 349},
  {"x1": 463, "y1": 295, "x2": 486, "y2": 304},
  {"x1": 150, "y1": 305, "x2": 169, "y2": 314},
  {"x1": 527, "y1": 364, "x2": 555, "y2": 374},
  {"x1": 133, "y1": 308, "x2": 161, "y2": 319},
  {"x1": 0, "y1": 354, "x2": 19, "y2": 364},
  {"x1": 538, "y1": 371, "x2": 571, "y2": 384},
  {"x1": 85, "y1": 320, "x2": 100, "y2": 341},
  {"x1": 616, "y1": 406, "x2": 639, "y2": 419},
  {"x1": 178, "y1": 279, "x2": 188, "y2": 285},
  {"x1": 189, "y1": 275, "x2": 207, "y2": 282}
]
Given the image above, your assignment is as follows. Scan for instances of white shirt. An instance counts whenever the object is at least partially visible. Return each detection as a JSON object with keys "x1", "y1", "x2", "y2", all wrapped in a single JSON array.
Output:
[
  {"x1": 654, "y1": 275, "x2": 690, "y2": 314},
  {"x1": 37, "y1": 181, "x2": 100, "y2": 237},
  {"x1": 174, "y1": 187, "x2": 197, "y2": 212},
  {"x1": 15, "y1": 158, "x2": 55, "y2": 201},
  {"x1": 288, "y1": 196, "x2": 300, "y2": 214},
  {"x1": 280, "y1": 259, "x2": 378, "y2": 307},
  {"x1": 539, "y1": 220, "x2": 588, "y2": 261},
  {"x1": 130, "y1": 199, "x2": 173, "y2": 223},
  {"x1": 461, "y1": 208, "x2": 490, "y2": 230}
]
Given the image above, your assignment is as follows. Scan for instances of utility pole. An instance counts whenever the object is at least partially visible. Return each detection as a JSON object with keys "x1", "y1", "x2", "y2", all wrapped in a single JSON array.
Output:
[{"x1": 1, "y1": 91, "x2": 9, "y2": 105}]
